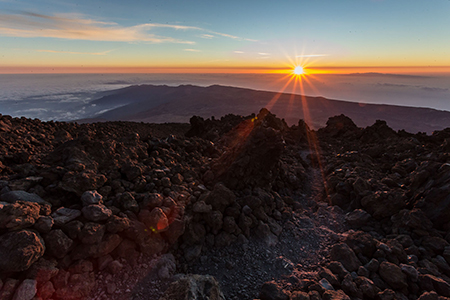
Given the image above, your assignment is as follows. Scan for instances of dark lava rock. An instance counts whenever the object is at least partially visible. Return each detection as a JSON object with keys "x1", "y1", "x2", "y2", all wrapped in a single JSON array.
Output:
[
  {"x1": 159, "y1": 274, "x2": 225, "y2": 300},
  {"x1": 0, "y1": 201, "x2": 40, "y2": 230},
  {"x1": 330, "y1": 243, "x2": 361, "y2": 272},
  {"x1": 361, "y1": 189, "x2": 406, "y2": 219},
  {"x1": 211, "y1": 108, "x2": 285, "y2": 189},
  {"x1": 0, "y1": 190, "x2": 48, "y2": 205},
  {"x1": 319, "y1": 114, "x2": 359, "y2": 138},
  {"x1": 203, "y1": 183, "x2": 236, "y2": 213},
  {"x1": 44, "y1": 229, "x2": 73, "y2": 258},
  {"x1": 379, "y1": 261, "x2": 407, "y2": 290},
  {"x1": 259, "y1": 281, "x2": 289, "y2": 300},
  {"x1": 0, "y1": 230, "x2": 45, "y2": 273}
]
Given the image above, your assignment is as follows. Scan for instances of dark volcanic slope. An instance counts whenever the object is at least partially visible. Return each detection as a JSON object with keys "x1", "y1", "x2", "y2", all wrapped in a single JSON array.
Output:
[{"x1": 87, "y1": 84, "x2": 450, "y2": 134}]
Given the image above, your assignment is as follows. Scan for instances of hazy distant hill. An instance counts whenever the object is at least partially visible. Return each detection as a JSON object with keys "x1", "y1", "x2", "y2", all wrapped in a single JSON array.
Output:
[{"x1": 81, "y1": 84, "x2": 450, "y2": 133}]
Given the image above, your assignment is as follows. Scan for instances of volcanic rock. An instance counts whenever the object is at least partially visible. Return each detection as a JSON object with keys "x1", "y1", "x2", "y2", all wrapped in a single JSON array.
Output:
[
  {"x1": 44, "y1": 229, "x2": 73, "y2": 258},
  {"x1": 330, "y1": 243, "x2": 361, "y2": 272},
  {"x1": 159, "y1": 274, "x2": 225, "y2": 300},
  {"x1": 379, "y1": 261, "x2": 407, "y2": 290},
  {"x1": 80, "y1": 190, "x2": 103, "y2": 206},
  {"x1": 81, "y1": 204, "x2": 112, "y2": 222},
  {"x1": 0, "y1": 230, "x2": 45, "y2": 273},
  {"x1": 0, "y1": 190, "x2": 48, "y2": 205},
  {"x1": 259, "y1": 281, "x2": 289, "y2": 300},
  {"x1": 12, "y1": 279, "x2": 37, "y2": 300},
  {"x1": 0, "y1": 201, "x2": 40, "y2": 230},
  {"x1": 51, "y1": 207, "x2": 81, "y2": 226}
]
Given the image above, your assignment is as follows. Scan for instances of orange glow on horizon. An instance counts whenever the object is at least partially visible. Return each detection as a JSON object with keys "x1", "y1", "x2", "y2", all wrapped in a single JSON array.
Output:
[{"x1": 1, "y1": 65, "x2": 450, "y2": 75}]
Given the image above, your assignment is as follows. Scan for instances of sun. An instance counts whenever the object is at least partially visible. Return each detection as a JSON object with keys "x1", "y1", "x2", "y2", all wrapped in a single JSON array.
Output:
[{"x1": 293, "y1": 66, "x2": 304, "y2": 75}]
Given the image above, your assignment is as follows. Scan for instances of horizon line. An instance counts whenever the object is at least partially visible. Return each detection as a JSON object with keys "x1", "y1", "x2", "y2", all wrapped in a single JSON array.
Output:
[{"x1": 1, "y1": 66, "x2": 450, "y2": 75}]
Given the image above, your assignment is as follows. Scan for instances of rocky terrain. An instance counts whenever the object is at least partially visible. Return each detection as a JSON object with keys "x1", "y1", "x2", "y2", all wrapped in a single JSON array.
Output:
[{"x1": 1, "y1": 108, "x2": 450, "y2": 300}]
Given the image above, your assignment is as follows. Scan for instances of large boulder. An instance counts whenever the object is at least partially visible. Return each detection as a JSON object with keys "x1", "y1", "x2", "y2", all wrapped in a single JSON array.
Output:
[
  {"x1": 0, "y1": 201, "x2": 40, "y2": 230},
  {"x1": 0, "y1": 191, "x2": 48, "y2": 205},
  {"x1": 0, "y1": 230, "x2": 45, "y2": 273}
]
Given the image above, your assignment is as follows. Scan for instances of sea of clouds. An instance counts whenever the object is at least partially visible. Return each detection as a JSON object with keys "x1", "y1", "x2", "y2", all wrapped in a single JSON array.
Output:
[{"x1": 0, "y1": 72, "x2": 449, "y2": 121}]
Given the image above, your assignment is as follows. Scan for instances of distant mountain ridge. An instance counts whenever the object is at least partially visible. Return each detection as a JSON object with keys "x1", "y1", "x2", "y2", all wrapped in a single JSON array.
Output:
[{"x1": 79, "y1": 84, "x2": 450, "y2": 133}]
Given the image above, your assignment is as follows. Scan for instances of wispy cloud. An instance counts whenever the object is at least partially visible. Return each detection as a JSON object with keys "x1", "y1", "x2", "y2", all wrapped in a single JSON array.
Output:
[
  {"x1": 183, "y1": 48, "x2": 201, "y2": 52},
  {"x1": 296, "y1": 54, "x2": 329, "y2": 58},
  {"x1": 200, "y1": 34, "x2": 215, "y2": 39},
  {"x1": 0, "y1": 12, "x2": 256, "y2": 43},
  {"x1": 234, "y1": 51, "x2": 244, "y2": 54},
  {"x1": 258, "y1": 52, "x2": 270, "y2": 55},
  {"x1": 36, "y1": 49, "x2": 113, "y2": 55}
]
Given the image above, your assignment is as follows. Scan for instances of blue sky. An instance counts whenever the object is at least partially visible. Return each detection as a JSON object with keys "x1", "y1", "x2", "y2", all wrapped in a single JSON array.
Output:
[{"x1": 0, "y1": 0, "x2": 449, "y2": 72}]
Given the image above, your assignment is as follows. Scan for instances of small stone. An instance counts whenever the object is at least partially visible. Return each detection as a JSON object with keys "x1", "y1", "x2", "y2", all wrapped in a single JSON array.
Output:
[
  {"x1": 80, "y1": 222, "x2": 105, "y2": 245},
  {"x1": 400, "y1": 263, "x2": 419, "y2": 282},
  {"x1": 107, "y1": 282, "x2": 117, "y2": 294},
  {"x1": 379, "y1": 261, "x2": 407, "y2": 289},
  {"x1": 12, "y1": 279, "x2": 37, "y2": 300},
  {"x1": 81, "y1": 190, "x2": 103, "y2": 206},
  {"x1": 81, "y1": 204, "x2": 112, "y2": 222},
  {"x1": 44, "y1": 229, "x2": 73, "y2": 258},
  {"x1": 39, "y1": 281, "x2": 55, "y2": 299},
  {"x1": 0, "y1": 278, "x2": 20, "y2": 300},
  {"x1": 108, "y1": 260, "x2": 123, "y2": 274},
  {"x1": 319, "y1": 278, "x2": 334, "y2": 291},
  {"x1": 98, "y1": 255, "x2": 114, "y2": 271},
  {"x1": 34, "y1": 216, "x2": 53, "y2": 233},
  {"x1": 330, "y1": 243, "x2": 361, "y2": 272},
  {"x1": 161, "y1": 177, "x2": 172, "y2": 188},
  {"x1": 192, "y1": 201, "x2": 212, "y2": 213},
  {"x1": 51, "y1": 207, "x2": 81, "y2": 226}
]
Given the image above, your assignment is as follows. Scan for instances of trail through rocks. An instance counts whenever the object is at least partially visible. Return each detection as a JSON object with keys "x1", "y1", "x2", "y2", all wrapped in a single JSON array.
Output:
[{"x1": 180, "y1": 151, "x2": 348, "y2": 300}]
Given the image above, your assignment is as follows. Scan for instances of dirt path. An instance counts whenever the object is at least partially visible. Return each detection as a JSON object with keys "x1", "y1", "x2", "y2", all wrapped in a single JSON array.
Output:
[{"x1": 183, "y1": 156, "x2": 349, "y2": 299}]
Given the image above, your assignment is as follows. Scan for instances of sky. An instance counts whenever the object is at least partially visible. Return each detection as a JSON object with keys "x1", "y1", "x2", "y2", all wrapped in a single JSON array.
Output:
[{"x1": 0, "y1": 0, "x2": 450, "y2": 73}]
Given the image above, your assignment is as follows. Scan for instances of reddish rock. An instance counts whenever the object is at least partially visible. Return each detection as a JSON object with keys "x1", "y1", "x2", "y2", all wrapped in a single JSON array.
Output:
[{"x1": 0, "y1": 278, "x2": 20, "y2": 300}]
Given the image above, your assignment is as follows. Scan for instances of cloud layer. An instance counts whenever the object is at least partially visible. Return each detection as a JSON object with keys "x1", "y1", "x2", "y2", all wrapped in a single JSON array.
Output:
[{"x1": 0, "y1": 12, "x2": 255, "y2": 44}]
